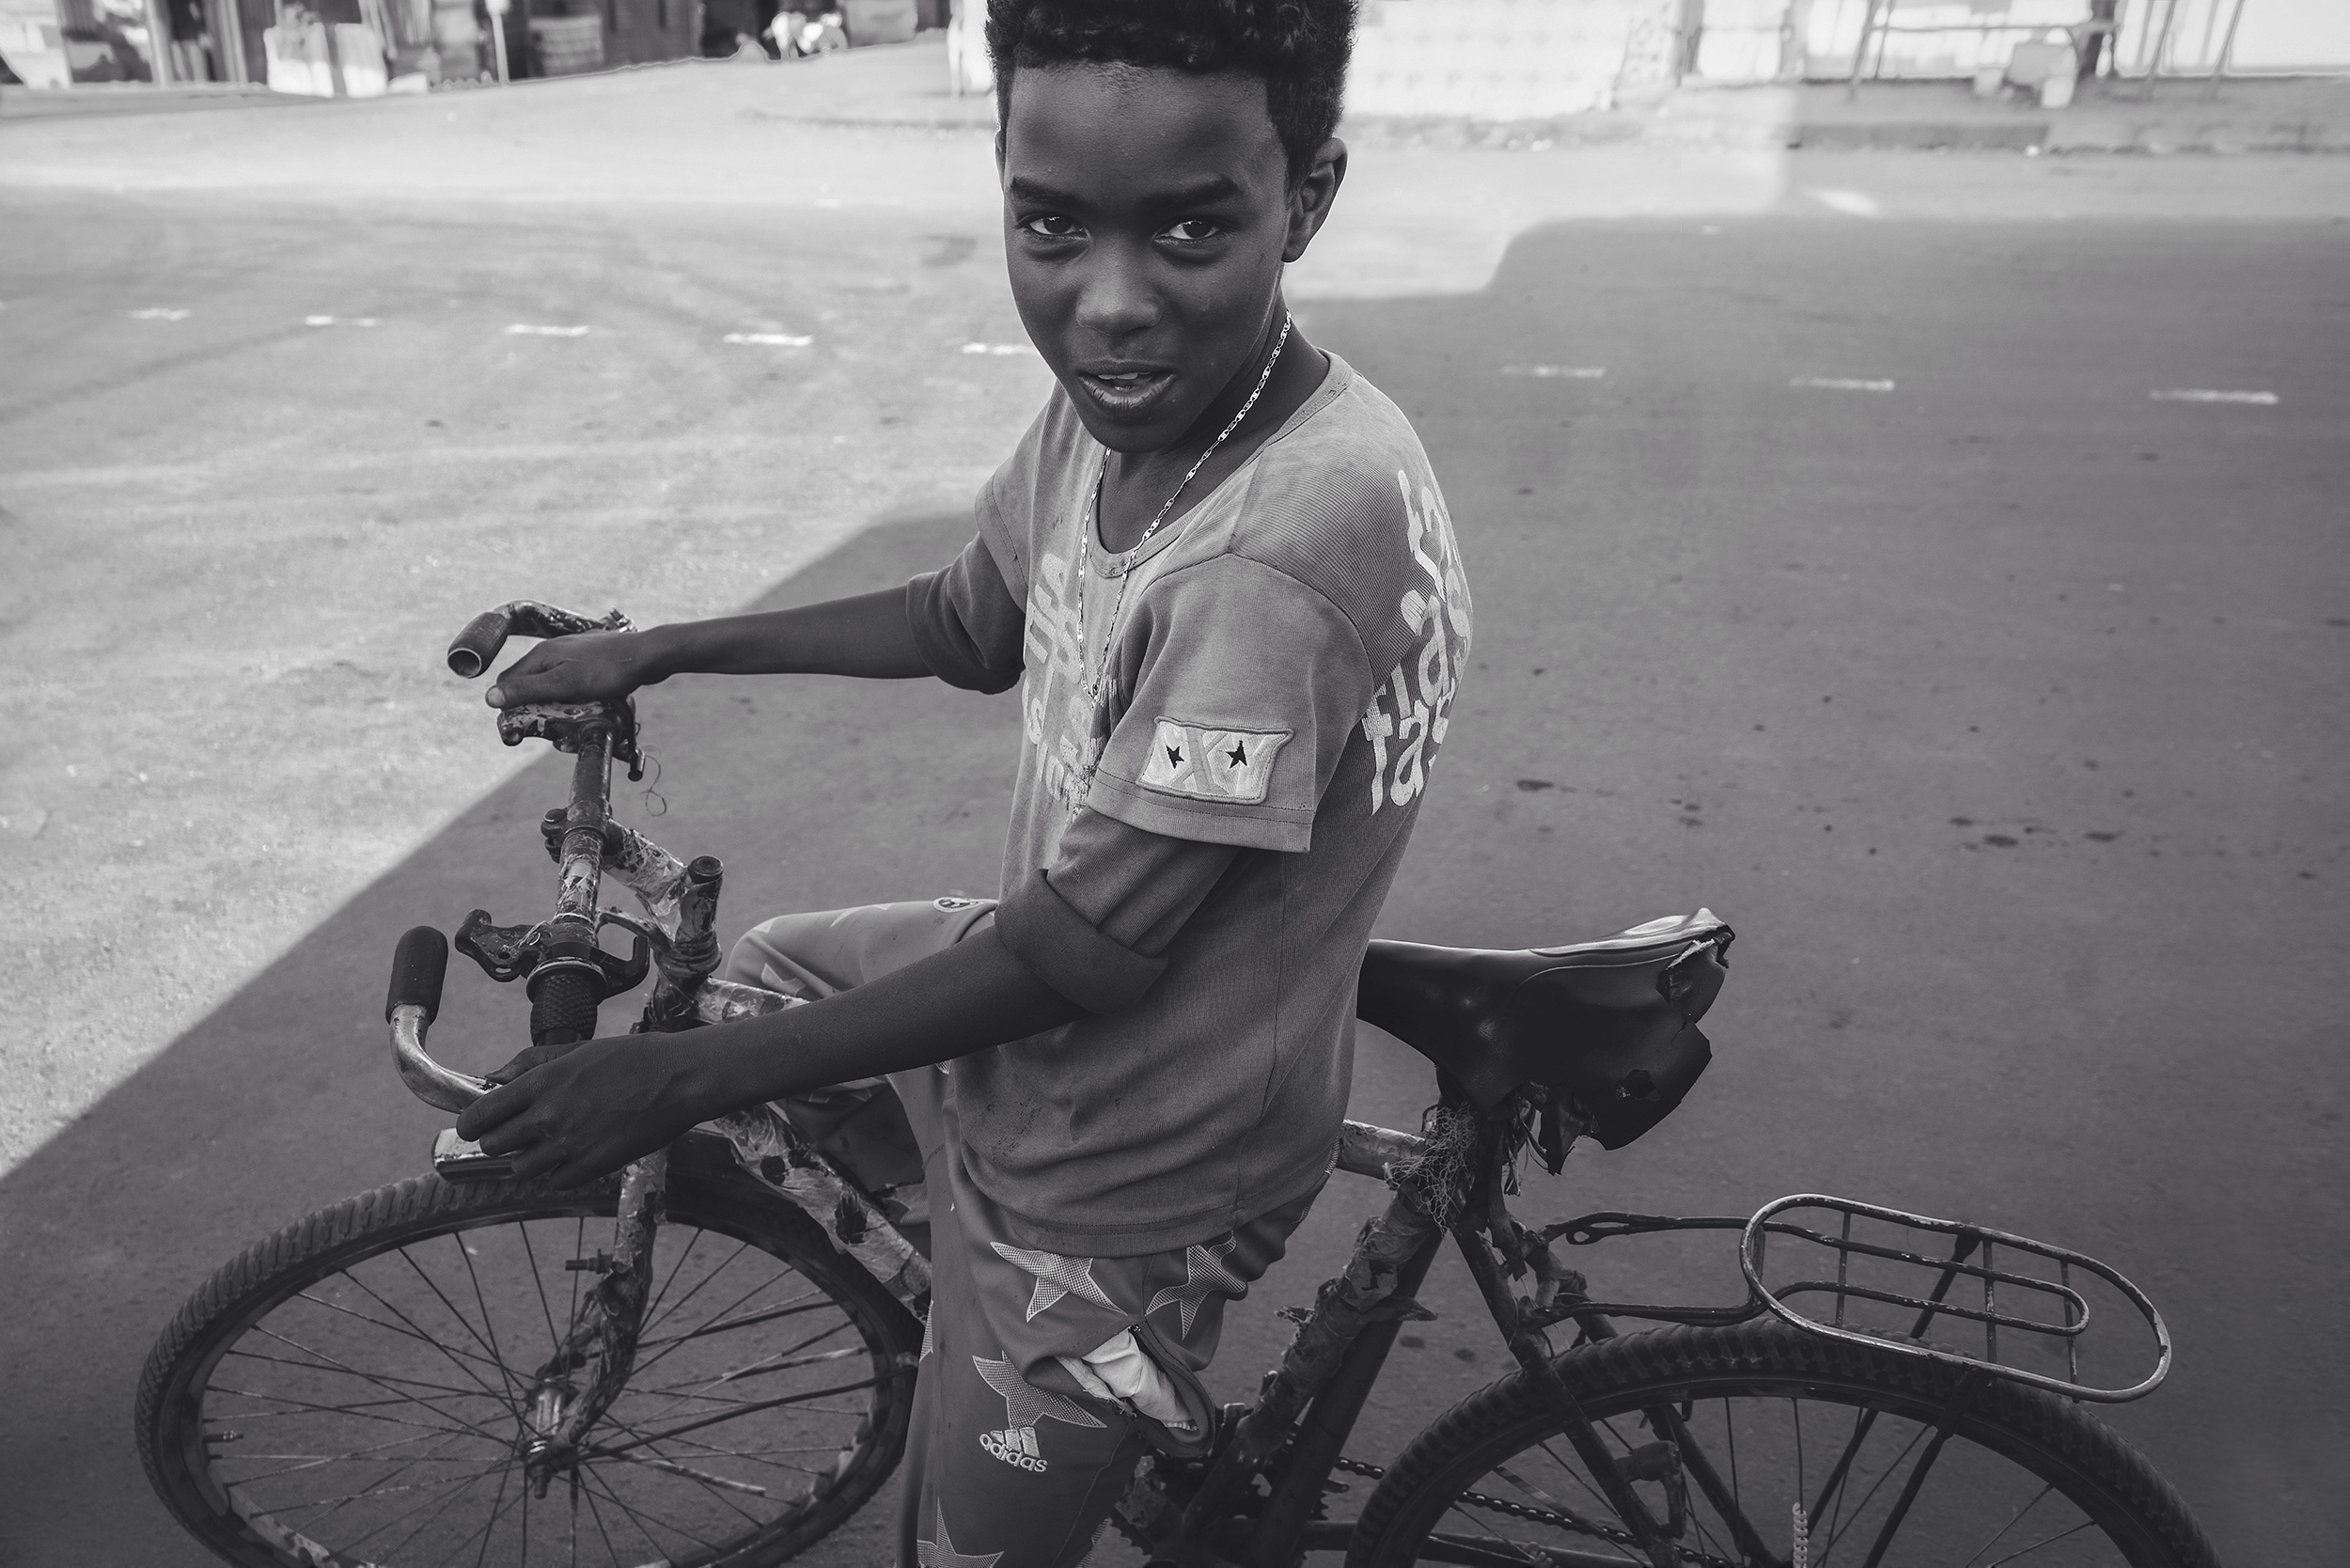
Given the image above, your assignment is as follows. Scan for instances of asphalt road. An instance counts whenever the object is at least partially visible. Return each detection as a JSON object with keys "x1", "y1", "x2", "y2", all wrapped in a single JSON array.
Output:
[{"x1": 2, "y1": 142, "x2": 2345, "y2": 1562}]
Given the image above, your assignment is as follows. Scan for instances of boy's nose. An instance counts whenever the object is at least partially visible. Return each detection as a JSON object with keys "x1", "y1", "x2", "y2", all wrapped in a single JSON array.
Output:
[{"x1": 1072, "y1": 245, "x2": 1163, "y2": 341}]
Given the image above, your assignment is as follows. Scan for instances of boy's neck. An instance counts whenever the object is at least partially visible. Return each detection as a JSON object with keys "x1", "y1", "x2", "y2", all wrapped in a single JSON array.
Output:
[{"x1": 1095, "y1": 331, "x2": 1331, "y2": 556}]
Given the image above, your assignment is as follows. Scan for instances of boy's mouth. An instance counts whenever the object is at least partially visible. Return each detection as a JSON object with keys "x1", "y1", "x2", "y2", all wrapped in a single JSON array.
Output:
[{"x1": 1074, "y1": 366, "x2": 1176, "y2": 418}]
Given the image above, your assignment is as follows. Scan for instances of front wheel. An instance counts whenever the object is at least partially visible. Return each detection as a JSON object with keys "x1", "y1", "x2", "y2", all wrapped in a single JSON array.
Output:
[
  {"x1": 137, "y1": 1135, "x2": 920, "y2": 1568},
  {"x1": 1348, "y1": 1320, "x2": 2216, "y2": 1568}
]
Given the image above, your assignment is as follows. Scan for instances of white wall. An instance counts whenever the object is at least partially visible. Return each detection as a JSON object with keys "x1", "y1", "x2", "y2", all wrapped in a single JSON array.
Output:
[
  {"x1": 1686, "y1": 0, "x2": 2350, "y2": 82},
  {"x1": 1349, "y1": 0, "x2": 1688, "y2": 117},
  {"x1": 2117, "y1": 0, "x2": 2350, "y2": 74}
]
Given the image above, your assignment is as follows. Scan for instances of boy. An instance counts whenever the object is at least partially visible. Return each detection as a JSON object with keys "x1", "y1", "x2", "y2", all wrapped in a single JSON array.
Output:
[{"x1": 456, "y1": 3, "x2": 1470, "y2": 1560}]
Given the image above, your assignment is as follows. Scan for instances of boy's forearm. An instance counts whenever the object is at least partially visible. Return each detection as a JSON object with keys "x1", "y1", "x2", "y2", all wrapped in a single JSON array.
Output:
[
  {"x1": 680, "y1": 924, "x2": 1084, "y2": 1113},
  {"x1": 642, "y1": 588, "x2": 932, "y2": 682}
]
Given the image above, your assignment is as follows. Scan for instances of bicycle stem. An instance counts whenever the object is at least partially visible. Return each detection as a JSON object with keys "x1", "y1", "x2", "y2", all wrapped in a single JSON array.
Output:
[{"x1": 529, "y1": 726, "x2": 617, "y2": 1047}]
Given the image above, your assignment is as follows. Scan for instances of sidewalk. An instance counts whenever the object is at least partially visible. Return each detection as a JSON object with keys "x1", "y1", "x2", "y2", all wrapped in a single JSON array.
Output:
[
  {"x1": 8, "y1": 37, "x2": 2347, "y2": 152},
  {"x1": 1635, "y1": 75, "x2": 2350, "y2": 155}
]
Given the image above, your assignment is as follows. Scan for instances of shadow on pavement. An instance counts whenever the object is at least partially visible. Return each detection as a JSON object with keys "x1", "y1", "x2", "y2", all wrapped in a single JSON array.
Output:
[{"x1": 0, "y1": 511, "x2": 1016, "y2": 1563}]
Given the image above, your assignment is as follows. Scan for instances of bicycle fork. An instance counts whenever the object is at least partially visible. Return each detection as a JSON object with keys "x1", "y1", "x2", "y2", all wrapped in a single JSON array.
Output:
[{"x1": 522, "y1": 1150, "x2": 669, "y2": 1495}]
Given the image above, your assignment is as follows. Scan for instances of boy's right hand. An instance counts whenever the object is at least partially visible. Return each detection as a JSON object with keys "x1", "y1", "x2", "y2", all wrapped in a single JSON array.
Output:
[{"x1": 487, "y1": 629, "x2": 665, "y2": 708}]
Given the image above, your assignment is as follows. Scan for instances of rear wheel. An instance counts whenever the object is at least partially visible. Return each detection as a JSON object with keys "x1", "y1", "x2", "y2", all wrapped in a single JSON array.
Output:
[
  {"x1": 137, "y1": 1138, "x2": 919, "y2": 1567},
  {"x1": 1349, "y1": 1320, "x2": 2216, "y2": 1568}
]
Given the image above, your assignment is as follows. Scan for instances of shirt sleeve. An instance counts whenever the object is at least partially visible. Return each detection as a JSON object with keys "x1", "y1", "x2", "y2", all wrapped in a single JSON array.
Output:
[
  {"x1": 903, "y1": 534, "x2": 1026, "y2": 695},
  {"x1": 1084, "y1": 553, "x2": 1374, "y2": 853},
  {"x1": 995, "y1": 808, "x2": 1239, "y2": 1013}
]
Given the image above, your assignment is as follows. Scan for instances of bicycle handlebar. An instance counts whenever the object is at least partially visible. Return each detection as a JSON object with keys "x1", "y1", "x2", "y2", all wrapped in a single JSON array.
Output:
[
  {"x1": 386, "y1": 925, "x2": 448, "y2": 1025},
  {"x1": 446, "y1": 601, "x2": 635, "y2": 680},
  {"x1": 387, "y1": 925, "x2": 492, "y2": 1113}
]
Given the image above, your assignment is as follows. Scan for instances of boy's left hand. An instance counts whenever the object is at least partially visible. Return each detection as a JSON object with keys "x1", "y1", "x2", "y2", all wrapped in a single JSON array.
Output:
[{"x1": 456, "y1": 1035, "x2": 707, "y2": 1189}]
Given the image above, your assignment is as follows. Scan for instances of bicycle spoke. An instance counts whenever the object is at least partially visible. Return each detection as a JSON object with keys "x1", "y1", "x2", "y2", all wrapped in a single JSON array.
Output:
[
  {"x1": 634, "y1": 1236, "x2": 756, "y2": 1345},
  {"x1": 395, "y1": 1245, "x2": 524, "y2": 1399},
  {"x1": 228, "y1": 1331, "x2": 518, "y2": 1449},
  {"x1": 639, "y1": 1219, "x2": 706, "y2": 1335},
  {"x1": 225, "y1": 1342, "x2": 504, "y2": 1406},
  {"x1": 579, "y1": 1471, "x2": 627, "y2": 1566},
  {"x1": 335, "y1": 1264, "x2": 522, "y2": 1415},
  {"x1": 337, "y1": 1449, "x2": 509, "y2": 1559},
  {"x1": 638, "y1": 1327, "x2": 859, "y2": 1396},
  {"x1": 1960, "y1": 1483, "x2": 2062, "y2": 1568},
  {"x1": 226, "y1": 1427, "x2": 494, "y2": 1486},
  {"x1": 245, "y1": 1458, "x2": 518, "y2": 1514},
  {"x1": 593, "y1": 1374, "x2": 885, "y2": 1456},
  {"x1": 632, "y1": 1287, "x2": 838, "y2": 1353},
  {"x1": 601, "y1": 1449, "x2": 770, "y2": 1514},
  {"x1": 1984, "y1": 1517, "x2": 2097, "y2": 1566},
  {"x1": 577, "y1": 1462, "x2": 725, "y2": 1554},
  {"x1": 516, "y1": 1222, "x2": 568, "y2": 1377},
  {"x1": 473, "y1": 1450, "x2": 516, "y2": 1568},
  {"x1": 206, "y1": 1384, "x2": 499, "y2": 1446},
  {"x1": 453, "y1": 1230, "x2": 530, "y2": 1417},
  {"x1": 625, "y1": 1270, "x2": 840, "y2": 1389},
  {"x1": 1854, "y1": 1418, "x2": 1955, "y2": 1568},
  {"x1": 1816, "y1": 1422, "x2": 1928, "y2": 1565},
  {"x1": 290, "y1": 1286, "x2": 514, "y2": 1377}
]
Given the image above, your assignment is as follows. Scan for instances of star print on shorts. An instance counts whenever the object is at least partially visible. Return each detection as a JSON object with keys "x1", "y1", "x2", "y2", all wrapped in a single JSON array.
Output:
[
  {"x1": 991, "y1": 1243, "x2": 1120, "y2": 1321},
  {"x1": 1147, "y1": 1235, "x2": 1249, "y2": 1338},
  {"x1": 916, "y1": 1505, "x2": 1003, "y2": 1567},
  {"x1": 973, "y1": 1354, "x2": 1104, "y2": 1472}
]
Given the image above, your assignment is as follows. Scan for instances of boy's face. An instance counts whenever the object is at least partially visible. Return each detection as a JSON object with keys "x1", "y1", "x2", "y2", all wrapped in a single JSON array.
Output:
[{"x1": 998, "y1": 62, "x2": 1340, "y2": 455}]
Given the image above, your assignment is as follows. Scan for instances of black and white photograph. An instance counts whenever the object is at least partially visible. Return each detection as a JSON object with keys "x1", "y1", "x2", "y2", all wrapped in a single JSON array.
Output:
[{"x1": 0, "y1": 1, "x2": 2342, "y2": 1563}]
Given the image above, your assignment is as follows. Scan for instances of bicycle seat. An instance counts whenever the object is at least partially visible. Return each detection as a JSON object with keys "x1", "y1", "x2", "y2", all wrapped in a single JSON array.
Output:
[{"x1": 1355, "y1": 911, "x2": 1732, "y2": 1149}]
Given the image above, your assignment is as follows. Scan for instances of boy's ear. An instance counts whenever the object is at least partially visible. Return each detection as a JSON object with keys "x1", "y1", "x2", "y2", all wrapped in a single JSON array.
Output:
[{"x1": 1283, "y1": 137, "x2": 1349, "y2": 265}]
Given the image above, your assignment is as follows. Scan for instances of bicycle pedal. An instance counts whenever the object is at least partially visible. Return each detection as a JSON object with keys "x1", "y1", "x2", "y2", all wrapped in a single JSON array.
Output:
[{"x1": 432, "y1": 1127, "x2": 516, "y2": 1183}]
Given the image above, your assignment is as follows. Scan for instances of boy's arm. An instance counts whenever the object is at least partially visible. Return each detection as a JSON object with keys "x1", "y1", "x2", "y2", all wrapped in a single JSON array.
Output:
[
  {"x1": 454, "y1": 922, "x2": 1079, "y2": 1188},
  {"x1": 454, "y1": 812, "x2": 1238, "y2": 1189},
  {"x1": 485, "y1": 536, "x2": 1024, "y2": 707},
  {"x1": 484, "y1": 588, "x2": 932, "y2": 709}
]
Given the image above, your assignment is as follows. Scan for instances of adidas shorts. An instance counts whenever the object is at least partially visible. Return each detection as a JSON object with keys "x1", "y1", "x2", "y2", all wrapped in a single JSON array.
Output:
[{"x1": 726, "y1": 901, "x2": 1321, "y2": 1566}]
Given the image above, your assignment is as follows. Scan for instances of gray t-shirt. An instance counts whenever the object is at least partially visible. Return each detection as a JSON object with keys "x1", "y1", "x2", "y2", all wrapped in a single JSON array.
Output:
[{"x1": 924, "y1": 354, "x2": 1471, "y2": 1256}]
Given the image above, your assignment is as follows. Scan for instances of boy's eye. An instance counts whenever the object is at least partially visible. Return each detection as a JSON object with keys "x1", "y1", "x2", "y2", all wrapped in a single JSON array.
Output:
[
  {"x1": 1020, "y1": 214, "x2": 1084, "y2": 240},
  {"x1": 1162, "y1": 219, "x2": 1224, "y2": 243}
]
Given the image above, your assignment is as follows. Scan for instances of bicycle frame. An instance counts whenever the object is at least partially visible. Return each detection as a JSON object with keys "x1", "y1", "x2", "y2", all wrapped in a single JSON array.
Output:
[{"x1": 395, "y1": 603, "x2": 2174, "y2": 1560}]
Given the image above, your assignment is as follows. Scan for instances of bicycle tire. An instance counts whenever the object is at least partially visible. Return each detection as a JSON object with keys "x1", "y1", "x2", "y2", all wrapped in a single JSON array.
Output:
[
  {"x1": 137, "y1": 1134, "x2": 920, "y2": 1568},
  {"x1": 1347, "y1": 1319, "x2": 2217, "y2": 1568}
]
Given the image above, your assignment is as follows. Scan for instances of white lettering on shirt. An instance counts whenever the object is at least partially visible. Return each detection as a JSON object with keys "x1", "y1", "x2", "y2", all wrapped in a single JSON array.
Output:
[{"x1": 1365, "y1": 468, "x2": 1471, "y2": 812}]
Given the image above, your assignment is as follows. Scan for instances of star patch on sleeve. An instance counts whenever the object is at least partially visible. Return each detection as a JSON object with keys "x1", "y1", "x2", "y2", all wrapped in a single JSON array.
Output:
[{"x1": 1136, "y1": 718, "x2": 1292, "y2": 806}]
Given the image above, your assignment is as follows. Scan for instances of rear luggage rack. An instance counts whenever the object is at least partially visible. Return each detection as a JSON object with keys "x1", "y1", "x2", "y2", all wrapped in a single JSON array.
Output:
[{"x1": 1741, "y1": 1193, "x2": 2172, "y2": 1403}]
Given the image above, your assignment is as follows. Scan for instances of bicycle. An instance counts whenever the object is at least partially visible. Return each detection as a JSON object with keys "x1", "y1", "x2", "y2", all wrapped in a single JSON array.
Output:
[{"x1": 137, "y1": 600, "x2": 2220, "y2": 1568}]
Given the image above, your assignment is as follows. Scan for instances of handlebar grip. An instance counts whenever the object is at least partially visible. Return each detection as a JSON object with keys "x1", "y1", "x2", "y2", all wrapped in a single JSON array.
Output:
[
  {"x1": 446, "y1": 609, "x2": 512, "y2": 679},
  {"x1": 387, "y1": 925, "x2": 450, "y2": 1024},
  {"x1": 529, "y1": 967, "x2": 602, "y2": 1049}
]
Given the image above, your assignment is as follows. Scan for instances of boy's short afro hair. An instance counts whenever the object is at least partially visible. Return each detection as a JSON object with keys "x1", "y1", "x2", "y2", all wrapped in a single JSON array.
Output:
[{"x1": 987, "y1": 2, "x2": 1358, "y2": 181}]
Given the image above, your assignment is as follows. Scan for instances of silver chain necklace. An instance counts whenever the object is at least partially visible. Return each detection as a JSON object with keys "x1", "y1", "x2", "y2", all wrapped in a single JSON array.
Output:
[{"x1": 1075, "y1": 311, "x2": 1292, "y2": 710}]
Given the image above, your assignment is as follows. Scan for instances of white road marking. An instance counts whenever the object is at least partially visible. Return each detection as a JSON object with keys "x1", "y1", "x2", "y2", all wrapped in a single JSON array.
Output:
[
  {"x1": 1805, "y1": 188, "x2": 1882, "y2": 217},
  {"x1": 1792, "y1": 376, "x2": 1895, "y2": 392},
  {"x1": 506, "y1": 322, "x2": 590, "y2": 337},
  {"x1": 305, "y1": 315, "x2": 379, "y2": 327},
  {"x1": 724, "y1": 331, "x2": 813, "y2": 347},
  {"x1": 960, "y1": 341, "x2": 1035, "y2": 355},
  {"x1": 128, "y1": 307, "x2": 190, "y2": 321},
  {"x1": 1502, "y1": 364, "x2": 1605, "y2": 379},
  {"x1": 2150, "y1": 388, "x2": 2278, "y2": 405}
]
